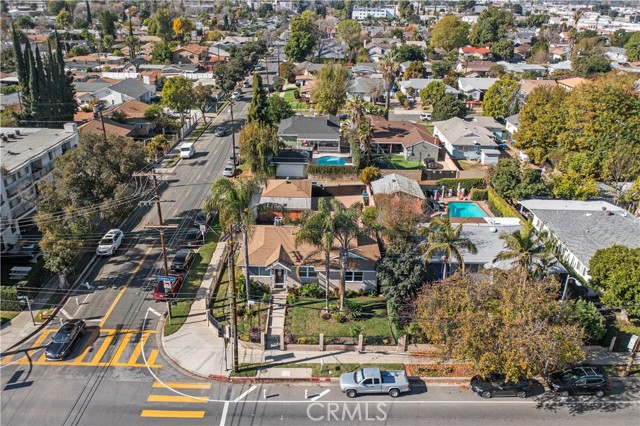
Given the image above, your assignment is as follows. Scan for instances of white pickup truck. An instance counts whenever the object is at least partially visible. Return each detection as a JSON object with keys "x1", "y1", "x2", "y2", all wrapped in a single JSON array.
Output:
[{"x1": 339, "y1": 368, "x2": 411, "y2": 398}]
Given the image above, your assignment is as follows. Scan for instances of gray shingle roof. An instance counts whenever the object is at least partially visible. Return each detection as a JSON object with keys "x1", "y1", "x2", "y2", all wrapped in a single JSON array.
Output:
[
  {"x1": 108, "y1": 79, "x2": 154, "y2": 98},
  {"x1": 433, "y1": 117, "x2": 498, "y2": 147},
  {"x1": 277, "y1": 115, "x2": 341, "y2": 141},
  {"x1": 458, "y1": 77, "x2": 498, "y2": 92},
  {"x1": 370, "y1": 173, "x2": 425, "y2": 199}
]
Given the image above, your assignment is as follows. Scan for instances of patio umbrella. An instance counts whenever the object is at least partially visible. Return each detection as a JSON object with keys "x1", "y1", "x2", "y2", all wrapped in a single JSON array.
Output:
[
  {"x1": 441, "y1": 185, "x2": 446, "y2": 196},
  {"x1": 456, "y1": 182, "x2": 461, "y2": 194}
]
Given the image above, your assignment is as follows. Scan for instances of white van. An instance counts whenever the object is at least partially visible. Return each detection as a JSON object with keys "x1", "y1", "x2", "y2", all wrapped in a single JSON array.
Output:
[{"x1": 179, "y1": 143, "x2": 195, "y2": 159}]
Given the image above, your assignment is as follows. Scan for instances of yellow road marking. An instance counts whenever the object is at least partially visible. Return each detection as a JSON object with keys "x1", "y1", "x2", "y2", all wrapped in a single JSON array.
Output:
[
  {"x1": 146, "y1": 349, "x2": 159, "y2": 367},
  {"x1": 127, "y1": 331, "x2": 151, "y2": 365},
  {"x1": 111, "y1": 332, "x2": 134, "y2": 364},
  {"x1": 1, "y1": 353, "x2": 15, "y2": 363},
  {"x1": 153, "y1": 381, "x2": 211, "y2": 390},
  {"x1": 99, "y1": 245, "x2": 155, "y2": 327},
  {"x1": 85, "y1": 333, "x2": 115, "y2": 365},
  {"x1": 140, "y1": 410, "x2": 205, "y2": 418},
  {"x1": 147, "y1": 395, "x2": 207, "y2": 403}
]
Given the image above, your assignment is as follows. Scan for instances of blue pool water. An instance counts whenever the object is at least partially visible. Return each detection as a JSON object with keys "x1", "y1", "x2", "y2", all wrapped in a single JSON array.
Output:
[
  {"x1": 447, "y1": 202, "x2": 488, "y2": 218},
  {"x1": 317, "y1": 156, "x2": 346, "y2": 166}
]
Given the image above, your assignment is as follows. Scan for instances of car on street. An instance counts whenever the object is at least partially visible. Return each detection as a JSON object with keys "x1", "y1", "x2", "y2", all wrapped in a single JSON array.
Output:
[
  {"x1": 45, "y1": 319, "x2": 86, "y2": 361},
  {"x1": 170, "y1": 249, "x2": 195, "y2": 272},
  {"x1": 470, "y1": 373, "x2": 534, "y2": 398},
  {"x1": 214, "y1": 126, "x2": 227, "y2": 137},
  {"x1": 181, "y1": 228, "x2": 204, "y2": 247},
  {"x1": 420, "y1": 113, "x2": 432, "y2": 121},
  {"x1": 96, "y1": 229, "x2": 124, "y2": 256},
  {"x1": 243, "y1": 80, "x2": 250, "y2": 88},
  {"x1": 547, "y1": 367, "x2": 610, "y2": 397},
  {"x1": 153, "y1": 274, "x2": 184, "y2": 300},
  {"x1": 194, "y1": 210, "x2": 211, "y2": 227},
  {"x1": 340, "y1": 367, "x2": 410, "y2": 398},
  {"x1": 223, "y1": 164, "x2": 235, "y2": 177}
]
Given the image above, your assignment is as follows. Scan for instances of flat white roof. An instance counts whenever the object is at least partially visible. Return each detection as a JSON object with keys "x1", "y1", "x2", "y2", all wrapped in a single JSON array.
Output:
[
  {"x1": 1, "y1": 127, "x2": 76, "y2": 172},
  {"x1": 520, "y1": 199, "x2": 624, "y2": 212}
]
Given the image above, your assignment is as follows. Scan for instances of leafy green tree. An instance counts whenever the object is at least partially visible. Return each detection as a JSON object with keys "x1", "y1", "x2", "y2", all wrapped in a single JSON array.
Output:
[
  {"x1": 389, "y1": 28, "x2": 404, "y2": 42},
  {"x1": 590, "y1": 246, "x2": 640, "y2": 316},
  {"x1": 358, "y1": 166, "x2": 381, "y2": 185},
  {"x1": 482, "y1": 75, "x2": 519, "y2": 118},
  {"x1": 192, "y1": 84, "x2": 214, "y2": 124},
  {"x1": 370, "y1": 193, "x2": 425, "y2": 254},
  {"x1": 573, "y1": 54, "x2": 611, "y2": 77},
  {"x1": 48, "y1": 0, "x2": 66, "y2": 14},
  {"x1": 161, "y1": 76, "x2": 194, "y2": 127},
  {"x1": 490, "y1": 38, "x2": 514, "y2": 61},
  {"x1": 469, "y1": 6, "x2": 515, "y2": 45},
  {"x1": 564, "y1": 299, "x2": 607, "y2": 343},
  {"x1": 625, "y1": 32, "x2": 640, "y2": 62},
  {"x1": 99, "y1": 10, "x2": 116, "y2": 38},
  {"x1": 238, "y1": 121, "x2": 280, "y2": 178},
  {"x1": 395, "y1": 44, "x2": 425, "y2": 62},
  {"x1": 265, "y1": 96, "x2": 294, "y2": 125},
  {"x1": 153, "y1": 8, "x2": 175, "y2": 42},
  {"x1": 458, "y1": 0, "x2": 477, "y2": 13},
  {"x1": 431, "y1": 60, "x2": 452, "y2": 79},
  {"x1": 420, "y1": 80, "x2": 446, "y2": 107},
  {"x1": 378, "y1": 253, "x2": 431, "y2": 328},
  {"x1": 525, "y1": 14, "x2": 549, "y2": 28},
  {"x1": 310, "y1": 64, "x2": 350, "y2": 115},
  {"x1": 248, "y1": 73, "x2": 268, "y2": 124},
  {"x1": 144, "y1": 104, "x2": 176, "y2": 135},
  {"x1": 551, "y1": 170, "x2": 599, "y2": 200},
  {"x1": 414, "y1": 268, "x2": 586, "y2": 381},
  {"x1": 490, "y1": 158, "x2": 549, "y2": 199},
  {"x1": 56, "y1": 10, "x2": 72, "y2": 29},
  {"x1": 432, "y1": 93, "x2": 466, "y2": 122},
  {"x1": 67, "y1": 45, "x2": 89, "y2": 57},
  {"x1": 419, "y1": 217, "x2": 477, "y2": 279},
  {"x1": 279, "y1": 61, "x2": 296, "y2": 84},
  {"x1": 430, "y1": 15, "x2": 469, "y2": 51},
  {"x1": 284, "y1": 14, "x2": 317, "y2": 62},
  {"x1": 404, "y1": 61, "x2": 425, "y2": 79},
  {"x1": 337, "y1": 19, "x2": 362, "y2": 63},
  {"x1": 611, "y1": 29, "x2": 631, "y2": 48},
  {"x1": 146, "y1": 134, "x2": 170, "y2": 161},
  {"x1": 85, "y1": 0, "x2": 92, "y2": 25},
  {"x1": 602, "y1": 142, "x2": 640, "y2": 203}
]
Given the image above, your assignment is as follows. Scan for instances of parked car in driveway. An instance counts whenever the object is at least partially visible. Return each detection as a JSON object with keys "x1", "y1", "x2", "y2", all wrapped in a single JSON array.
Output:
[
  {"x1": 45, "y1": 320, "x2": 86, "y2": 361},
  {"x1": 181, "y1": 228, "x2": 204, "y2": 247},
  {"x1": 470, "y1": 373, "x2": 534, "y2": 398},
  {"x1": 170, "y1": 249, "x2": 195, "y2": 272},
  {"x1": 96, "y1": 229, "x2": 124, "y2": 256},
  {"x1": 547, "y1": 367, "x2": 610, "y2": 397},
  {"x1": 153, "y1": 274, "x2": 184, "y2": 300}
]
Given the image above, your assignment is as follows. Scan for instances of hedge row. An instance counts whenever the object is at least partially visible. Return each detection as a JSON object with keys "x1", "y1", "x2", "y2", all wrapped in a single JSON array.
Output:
[
  {"x1": 0, "y1": 286, "x2": 22, "y2": 311},
  {"x1": 487, "y1": 187, "x2": 519, "y2": 217},
  {"x1": 308, "y1": 165, "x2": 358, "y2": 176},
  {"x1": 470, "y1": 188, "x2": 488, "y2": 201},
  {"x1": 436, "y1": 178, "x2": 486, "y2": 192}
]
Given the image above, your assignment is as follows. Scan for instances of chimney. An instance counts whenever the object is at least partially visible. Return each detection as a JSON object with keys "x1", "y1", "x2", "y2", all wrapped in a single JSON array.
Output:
[
  {"x1": 64, "y1": 122, "x2": 78, "y2": 134},
  {"x1": 433, "y1": 135, "x2": 440, "y2": 146}
]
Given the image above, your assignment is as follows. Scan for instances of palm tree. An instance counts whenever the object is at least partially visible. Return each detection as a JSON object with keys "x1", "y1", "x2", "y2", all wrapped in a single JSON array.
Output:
[
  {"x1": 206, "y1": 178, "x2": 257, "y2": 301},
  {"x1": 419, "y1": 217, "x2": 478, "y2": 279},
  {"x1": 356, "y1": 116, "x2": 373, "y2": 166},
  {"x1": 346, "y1": 95, "x2": 368, "y2": 125},
  {"x1": 494, "y1": 220, "x2": 551, "y2": 277},
  {"x1": 294, "y1": 199, "x2": 335, "y2": 310},
  {"x1": 379, "y1": 51, "x2": 400, "y2": 118}
]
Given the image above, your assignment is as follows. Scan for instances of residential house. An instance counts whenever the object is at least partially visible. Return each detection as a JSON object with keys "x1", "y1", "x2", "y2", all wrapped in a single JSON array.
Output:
[
  {"x1": 519, "y1": 200, "x2": 640, "y2": 282},
  {"x1": 78, "y1": 118, "x2": 135, "y2": 138},
  {"x1": 348, "y1": 77, "x2": 385, "y2": 102},
  {"x1": 370, "y1": 173, "x2": 426, "y2": 206},
  {"x1": 509, "y1": 28, "x2": 538, "y2": 45},
  {"x1": 547, "y1": 60, "x2": 572, "y2": 73},
  {"x1": 514, "y1": 44, "x2": 532, "y2": 60},
  {"x1": 352, "y1": 6, "x2": 396, "y2": 20},
  {"x1": 77, "y1": 78, "x2": 156, "y2": 107},
  {"x1": 549, "y1": 46, "x2": 569, "y2": 61},
  {"x1": 456, "y1": 61, "x2": 496, "y2": 77},
  {"x1": 122, "y1": 57, "x2": 150, "y2": 73},
  {"x1": 432, "y1": 116, "x2": 501, "y2": 161},
  {"x1": 457, "y1": 78, "x2": 498, "y2": 101},
  {"x1": 271, "y1": 149, "x2": 313, "y2": 179},
  {"x1": 238, "y1": 225, "x2": 380, "y2": 292},
  {"x1": 172, "y1": 44, "x2": 209, "y2": 66},
  {"x1": 277, "y1": 115, "x2": 342, "y2": 153},
  {"x1": 557, "y1": 77, "x2": 587, "y2": 91},
  {"x1": 399, "y1": 79, "x2": 459, "y2": 98},
  {"x1": 368, "y1": 115, "x2": 440, "y2": 162},
  {"x1": 605, "y1": 47, "x2": 627, "y2": 63},
  {"x1": 497, "y1": 61, "x2": 547, "y2": 76},
  {"x1": 364, "y1": 42, "x2": 393, "y2": 62},
  {"x1": 504, "y1": 113, "x2": 519, "y2": 144},
  {"x1": 459, "y1": 46, "x2": 492, "y2": 60},
  {"x1": 104, "y1": 99, "x2": 156, "y2": 137},
  {"x1": 256, "y1": 179, "x2": 312, "y2": 223},
  {"x1": 1, "y1": 123, "x2": 79, "y2": 250},
  {"x1": 351, "y1": 63, "x2": 381, "y2": 78},
  {"x1": 518, "y1": 79, "x2": 558, "y2": 103}
]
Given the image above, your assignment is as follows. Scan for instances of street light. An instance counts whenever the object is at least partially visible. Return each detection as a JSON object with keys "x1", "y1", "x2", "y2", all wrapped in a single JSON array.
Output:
[{"x1": 558, "y1": 275, "x2": 578, "y2": 319}]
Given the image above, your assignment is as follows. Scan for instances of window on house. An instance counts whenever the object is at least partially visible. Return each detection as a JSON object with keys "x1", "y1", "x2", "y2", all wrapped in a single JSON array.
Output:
[
  {"x1": 299, "y1": 266, "x2": 318, "y2": 278},
  {"x1": 345, "y1": 271, "x2": 364, "y2": 282},
  {"x1": 249, "y1": 266, "x2": 271, "y2": 277}
]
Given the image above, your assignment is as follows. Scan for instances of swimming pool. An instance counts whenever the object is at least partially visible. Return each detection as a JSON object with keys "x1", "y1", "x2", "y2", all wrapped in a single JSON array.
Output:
[
  {"x1": 316, "y1": 156, "x2": 346, "y2": 166},
  {"x1": 447, "y1": 202, "x2": 488, "y2": 218}
]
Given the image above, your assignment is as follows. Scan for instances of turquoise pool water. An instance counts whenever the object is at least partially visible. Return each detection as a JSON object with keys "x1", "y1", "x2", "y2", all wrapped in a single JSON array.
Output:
[
  {"x1": 447, "y1": 202, "x2": 487, "y2": 218},
  {"x1": 317, "y1": 156, "x2": 346, "y2": 165}
]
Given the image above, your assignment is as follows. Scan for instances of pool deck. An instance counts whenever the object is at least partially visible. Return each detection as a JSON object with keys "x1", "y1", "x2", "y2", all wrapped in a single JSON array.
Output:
[{"x1": 433, "y1": 198, "x2": 493, "y2": 223}]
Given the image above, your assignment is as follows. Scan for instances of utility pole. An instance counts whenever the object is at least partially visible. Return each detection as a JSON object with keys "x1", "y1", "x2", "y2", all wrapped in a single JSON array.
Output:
[
  {"x1": 624, "y1": 336, "x2": 640, "y2": 377},
  {"x1": 229, "y1": 99, "x2": 237, "y2": 164},
  {"x1": 93, "y1": 103, "x2": 108, "y2": 143},
  {"x1": 134, "y1": 171, "x2": 177, "y2": 320},
  {"x1": 229, "y1": 230, "x2": 239, "y2": 373}
]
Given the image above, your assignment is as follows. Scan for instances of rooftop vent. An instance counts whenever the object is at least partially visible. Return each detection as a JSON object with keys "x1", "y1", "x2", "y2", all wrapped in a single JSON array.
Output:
[{"x1": 489, "y1": 227, "x2": 498, "y2": 233}]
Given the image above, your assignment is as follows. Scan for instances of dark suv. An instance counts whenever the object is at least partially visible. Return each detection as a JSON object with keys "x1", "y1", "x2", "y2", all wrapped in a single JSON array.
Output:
[{"x1": 547, "y1": 367, "x2": 610, "y2": 397}]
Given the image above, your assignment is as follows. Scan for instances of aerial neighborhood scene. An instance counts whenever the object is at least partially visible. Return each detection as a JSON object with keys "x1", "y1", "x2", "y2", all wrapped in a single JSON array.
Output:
[{"x1": 1, "y1": 0, "x2": 640, "y2": 425}]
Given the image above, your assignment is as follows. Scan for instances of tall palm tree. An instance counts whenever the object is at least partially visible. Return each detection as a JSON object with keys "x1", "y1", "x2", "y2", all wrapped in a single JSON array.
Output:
[
  {"x1": 206, "y1": 178, "x2": 257, "y2": 301},
  {"x1": 331, "y1": 199, "x2": 366, "y2": 311},
  {"x1": 356, "y1": 116, "x2": 373, "y2": 166},
  {"x1": 379, "y1": 51, "x2": 400, "y2": 119},
  {"x1": 346, "y1": 95, "x2": 368, "y2": 125},
  {"x1": 294, "y1": 199, "x2": 335, "y2": 310},
  {"x1": 419, "y1": 217, "x2": 478, "y2": 279},
  {"x1": 494, "y1": 220, "x2": 551, "y2": 277}
]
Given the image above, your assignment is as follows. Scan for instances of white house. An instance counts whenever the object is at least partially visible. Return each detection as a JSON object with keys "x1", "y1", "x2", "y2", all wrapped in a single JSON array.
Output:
[
  {"x1": 432, "y1": 117, "x2": 501, "y2": 161},
  {"x1": 352, "y1": 6, "x2": 396, "y2": 20}
]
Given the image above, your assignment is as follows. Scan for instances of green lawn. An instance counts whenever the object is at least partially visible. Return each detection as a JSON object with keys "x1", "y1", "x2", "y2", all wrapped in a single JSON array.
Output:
[
  {"x1": 232, "y1": 362, "x2": 404, "y2": 377},
  {"x1": 0, "y1": 311, "x2": 20, "y2": 326},
  {"x1": 287, "y1": 297, "x2": 394, "y2": 342},
  {"x1": 283, "y1": 88, "x2": 307, "y2": 111},
  {"x1": 373, "y1": 154, "x2": 422, "y2": 170},
  {"x1": 164, "y1": 224, "x2": 221, "y2": 336}
]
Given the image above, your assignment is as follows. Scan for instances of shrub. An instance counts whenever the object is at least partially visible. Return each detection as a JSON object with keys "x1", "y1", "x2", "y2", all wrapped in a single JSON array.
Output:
[
  {"x1": 564, "y1": 299, "x2": 607, "y2": 343},
  {"x1": 293, "y1": 88, "x2": 301, "y2": 99},
  {"x1": 350, "y1": 324, "x2": 364, "y2": 338},
  {"x1": 470, "y1": 188, "x2": 488, "y2": 201},
  {"x1": 333, "y1": 312, "x2": 347, "y2": 323},
  {"x1": 0, "y1": 286, "x2": 22, "y2": 311},
  {"x1": 359, "y1": 166, "x2": 381, "y2": 184},
  {"x1": 436, "y1": 178, "x2": 486, "y2": 192},
  {"x1": 286, "y1": 294, "x2": 298, "y2": 304},
  {"x1": 298, "y1": 283, "x2": 324, "y2": 298},
  {"x1": 307, "y1": 165, "x2": 358, "y2": 176},
  {"x1": 487, "y1": 187, "x2": 519, "y2": 217},
  {"x1": 396, "y1": 92, "x2": 407, "y2": 104},
  {"x1": 343, "y1": 299, "x2": 362, "y2": 320}
]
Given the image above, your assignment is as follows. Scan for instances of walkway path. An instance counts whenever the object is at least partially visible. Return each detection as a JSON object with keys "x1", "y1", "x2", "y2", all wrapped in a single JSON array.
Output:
[{"x1": 265, "y1": 293, "x2": 286, "y2": 349}]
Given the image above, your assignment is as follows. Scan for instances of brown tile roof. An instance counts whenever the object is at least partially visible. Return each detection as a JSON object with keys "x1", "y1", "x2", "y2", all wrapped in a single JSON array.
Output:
[
  {"x1": 78, "y1": 118, "x2": 135, "y2": 138},
  {"x1": 108, "y1": 99, "x2": 150, "y2": 119},
  {"x1": 368, "y1": 115, "x2": 435, "y2": 148},
  {"x1": 459, "y1": 61, "x2": 496, "y2": 72},
  {"x1": 238, "y1": 225, "x2": 380, "y2": 270},
  {"x1": 174, "y1": 44, "x2": 208, "y2": 55},
  {"x1": 262, "y1": 179, "x2": 312, "y2": 198},
  {"x1": 73, "y1": 111, "x2": 95, "y2": 123},
  {"x1": 519, "y1": 79, "x2": 558, "y2": 95},
  {"x1": 558, "y1": 77, "x2": 588, "y2": 89},
  {"x1": 461, "y1": 46, "x2": 491, "y2": 55}
]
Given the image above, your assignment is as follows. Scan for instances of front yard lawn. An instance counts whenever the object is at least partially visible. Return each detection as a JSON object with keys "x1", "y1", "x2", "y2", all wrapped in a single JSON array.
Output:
[
  {"x1": 0, "y1": 311, "x2": 20, "y2": 326},
  {"x1": 283, "y1": 88, "x2": 307, "y2": 111},
  {"x1": 287, "y1": 297, "x2": 394, "y2": 341}
]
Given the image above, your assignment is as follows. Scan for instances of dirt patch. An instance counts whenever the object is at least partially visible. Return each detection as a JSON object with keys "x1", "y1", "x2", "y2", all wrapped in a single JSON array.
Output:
[{"x1": 407, "y1": 363, "x2": 474, "y2": 377}]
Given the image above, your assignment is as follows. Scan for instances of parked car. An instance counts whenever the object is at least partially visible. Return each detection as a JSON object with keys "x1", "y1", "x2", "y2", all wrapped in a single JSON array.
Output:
[
  {"x1": 96, "y1": 229, "x2": 124, "y2": 256},
  {"x1": 547, "y1": 367, "x2": 610, "y2": 398},
  {"x1": 228, "y1": 155, "x2": 239, "y2": 166},
  {"x1": 214, "y1": 126, "x2": 227, "y2": 137},
  {"x1": 181, "y1": 229, "x2": 204, "y2": 247},
  {"x1": 223, "y1": 164, "x2": 235, "y2": 177},
  {"x1": 340, "y1": 368, "x2": 410, "y2": 398},
  {"x1": 153, "y1": 274, "x2": 184, "y2": 300},
  {"x1": 470, "y1": 373, "x2": 533, "y2": 399},
  {"x1": 45, "y1": 320, "x2": 86, "y2": 361},
  {"x1": 420, "y1": 112, "x2": 432, "y2": 121},
  {"x1": 170, "y1": 249, "x2": 195, "y2": 272},
  {"x1": 193, "y1": 210, "x2": 211, "y2": 228},
  {"x1": 243, "y1": 80, "x2": 250, "y2": 88}
]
